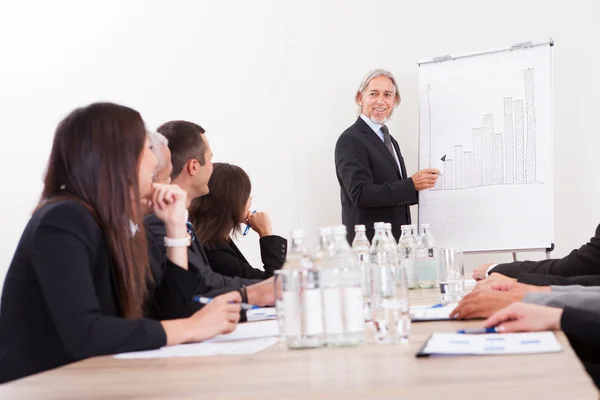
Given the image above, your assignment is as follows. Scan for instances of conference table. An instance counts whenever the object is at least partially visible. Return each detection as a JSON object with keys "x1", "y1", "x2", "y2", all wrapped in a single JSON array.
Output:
[{"x1": 0, "y1": 289, "x2": 596, "y2": 399}]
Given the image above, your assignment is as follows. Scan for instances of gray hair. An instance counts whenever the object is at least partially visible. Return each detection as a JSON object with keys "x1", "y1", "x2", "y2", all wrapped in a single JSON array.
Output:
[
  {"x1": 147, "y1": 130, "x2": 169, "y2": 171},
  {"x1": 355, "y1": 69, "x2": 401, "y2": 115}
]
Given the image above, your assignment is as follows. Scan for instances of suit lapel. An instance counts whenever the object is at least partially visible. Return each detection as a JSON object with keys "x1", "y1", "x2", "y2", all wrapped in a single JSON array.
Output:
[
  {"x1": 228, "y1": 239, "x2": 249, "y2": 264},
  {"x1": 356, "y1": 117, "x2": 402, "y2": 177}
]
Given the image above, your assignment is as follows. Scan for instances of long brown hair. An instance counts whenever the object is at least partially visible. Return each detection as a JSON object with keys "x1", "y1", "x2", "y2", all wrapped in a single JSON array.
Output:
[
  {"x1": 38, "y1": 102, "x2": 151, "y2": 319},
  {"x1": 188, "y1": 163, "x2": 251, "y2": 248}
]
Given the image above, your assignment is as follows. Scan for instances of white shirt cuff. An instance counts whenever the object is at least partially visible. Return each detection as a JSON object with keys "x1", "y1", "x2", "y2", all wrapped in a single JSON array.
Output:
[{"x1": 485, "y1": 264, "x2": 499, "y2": 277}]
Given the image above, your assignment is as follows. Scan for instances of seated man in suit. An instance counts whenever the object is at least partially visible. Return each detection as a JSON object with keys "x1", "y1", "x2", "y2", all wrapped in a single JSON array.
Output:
[
  {"x1": 335, "y1": 69, "x2": 438, "y2": 242},
  {"x1": 471, "y1": 223, "x2": 600, "y2": 286},
  {"x1": 145, "y1": 120, "x2": 275, "y2": 315}
]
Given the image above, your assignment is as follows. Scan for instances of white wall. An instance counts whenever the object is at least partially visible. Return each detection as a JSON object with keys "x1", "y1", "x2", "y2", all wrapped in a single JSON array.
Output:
[{"x1": 1, "y1": 0, "x2": 599, "y2": 290}]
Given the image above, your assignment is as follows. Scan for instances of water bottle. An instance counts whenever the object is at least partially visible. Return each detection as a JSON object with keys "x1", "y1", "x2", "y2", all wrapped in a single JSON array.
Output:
[
  {"x1": 370, "y1": 222, "x2": 411, "y2": 344},
  {"x1": 351, "y1": 224, "x2": 372, "y2": 323},
  {"x1": 414, "y1": 229, "x2": 428, "y2": 288},
  {"x1": 419, "y1": 224, "x2": 438, "y2": 288},
  {"x1": 398, "y1": 225, "x2": 417, "y2": 289},
  {"x1": 319, "y1": 225, "x2": 365, "y2": 347},
  {"x1": 279, "y1": 229, "x2": 325, "y2": 349},
  {"x1": 315, "y1": 227, "x2": 334, "y2": 261}
]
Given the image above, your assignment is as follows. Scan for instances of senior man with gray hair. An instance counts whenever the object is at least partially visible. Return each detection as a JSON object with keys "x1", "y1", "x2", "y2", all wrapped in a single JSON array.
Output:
[
  {"x1": 148, "y1": 130, "x2": 173, "y2": 184},
  {"x1": 335, "y1": 69, "x2": 439, "y2": 242}
]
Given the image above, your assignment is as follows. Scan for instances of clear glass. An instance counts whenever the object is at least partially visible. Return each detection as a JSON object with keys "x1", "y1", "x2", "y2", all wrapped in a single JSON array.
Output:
[
  {"x1": 437, "y1": 248, "x2": 465, "y2": 302},
  {"x1": 352, "y1": 226, "x2": 372, "y2": 323},
  {"x1": 398, "y1": 226, "x2": 417, "y2": 289},
  {"x1": 370, "y1": 225, "x2": 411, "y2": 344}
]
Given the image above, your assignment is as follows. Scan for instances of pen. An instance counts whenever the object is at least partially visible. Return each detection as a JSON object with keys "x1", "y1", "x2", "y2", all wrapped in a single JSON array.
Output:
[
  {"x1": 457, "y1": 327, "x2": 500, "y2": 334},
  {"x1": 193, "y1": 296, "x2": 260, "y2": 311},
  {"x1": 243, "y1": 210, "x2": 256, "y2": 236},
  {"x1": 435, "y1": 154, "x2": 446, "y2": 175},
  {"x1": 430, "y1": 302, "x2": 449, "y2": 308}
]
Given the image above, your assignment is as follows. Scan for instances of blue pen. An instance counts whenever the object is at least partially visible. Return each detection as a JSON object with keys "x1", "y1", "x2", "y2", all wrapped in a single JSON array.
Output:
[
  {"x1": 193, "y1": 296, "x2": 260, "y2": 311},
  {"x1": 457, "y1": 327, "x2": 500, "y2": 334},
  {"x1": 243, "y1": 210, "x2": 256, "y2": 236},
  {"x1": 430, "y1": 302, "x2": 449, "y2": 309}
]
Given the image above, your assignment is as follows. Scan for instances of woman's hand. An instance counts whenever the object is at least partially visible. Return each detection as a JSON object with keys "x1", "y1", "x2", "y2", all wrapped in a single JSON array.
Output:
[{"x1": 246, "y1": 211, "x2": 273, "y2": 237}]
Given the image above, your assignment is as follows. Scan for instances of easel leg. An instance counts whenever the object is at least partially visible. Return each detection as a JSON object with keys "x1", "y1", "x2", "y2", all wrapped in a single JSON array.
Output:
[{"x1": 512, "y1": 252, "x2": 517, "y2": 262}]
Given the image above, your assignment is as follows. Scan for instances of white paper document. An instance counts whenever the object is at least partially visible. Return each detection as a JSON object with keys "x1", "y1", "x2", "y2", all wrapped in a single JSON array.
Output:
[
  {"x1": 246, "y1": 307, "x2": 277, "y2": 321},
  {"x1": 114, "y1": 320, "x2": 280, "y2": 360},
  {"x1": 114, "y1": 337, "x2": 278, "y2": 359},
  {"x1": 410, "y1": 303, "x2": 458, "y2": 321},
  {"x1": 418, "y1": 331, "x2": 562, "y2": 357}
]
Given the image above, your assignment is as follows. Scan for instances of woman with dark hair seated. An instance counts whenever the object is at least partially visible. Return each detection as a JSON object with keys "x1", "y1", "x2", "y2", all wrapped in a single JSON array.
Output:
[
  {"x1": 188, "y1": 163, "x2": 287, "y2": 279},
  {"x1": 0, "y1": 103, "x2": 241, "y2": 384}
]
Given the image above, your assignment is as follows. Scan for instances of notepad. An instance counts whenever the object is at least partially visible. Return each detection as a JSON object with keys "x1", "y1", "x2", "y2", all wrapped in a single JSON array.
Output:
[
  {"x1": 410, "y1": 303, "x2": 457, "y2": 322},
  {"x1": 416, "y1": 331, "x2": 562, "y2": 357}
]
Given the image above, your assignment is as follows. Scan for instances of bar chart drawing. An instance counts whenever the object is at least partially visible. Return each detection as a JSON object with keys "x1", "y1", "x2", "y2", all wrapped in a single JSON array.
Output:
[{"x1": 431, "y1": 68, "x2": 541, "y2": 191}]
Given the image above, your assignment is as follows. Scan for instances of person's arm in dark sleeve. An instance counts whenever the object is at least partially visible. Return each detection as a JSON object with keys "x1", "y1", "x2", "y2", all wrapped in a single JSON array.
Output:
[
  {"x1": 490, "y1": 225, "x2": 600, "y2": 278},
  {"x1": 205, "y1": 245, "x2": 269, "y2": 280},
  {"x1": 335, "y1": 133, "x2": 417, "y2": 208},
  {"x1": 259, "y1": 235, "x2": 287, "y2": 277},
  {"x1": 146, "y1": 231, "x2": 199, "y2": 320},
  {"x1": 32, "y1": 204, "x2": 166, "y2": 360}
]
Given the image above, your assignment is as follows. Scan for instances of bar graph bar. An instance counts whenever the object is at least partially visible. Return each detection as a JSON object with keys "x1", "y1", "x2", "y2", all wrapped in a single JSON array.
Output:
[
  {"x1": 483, "y1": 114, "x2": 494, "y2": 185},
  {"x1": 504, "y1": 98, "x2": 515, "y2": 184},
  {"x1": 431, "y1": 68, "x2": 539, "y2": 191},
  {"x1": 463, "y1": 151, "x2": 474, "y2": 189},
  {"x1": 494, "y1": 134, "x2": 504, "y2": 185},
  {"x1": 454, "y1": 145, "x2": 463, "y2": 189},
  {"x1": 473, "y1": 128, "x2": 484, "y2": 187},
  {"x1": 515, "y1": 100, "x2": 525, "y2": 184},
  {"x1": 525, "y1": 68, "x2": 536, "y2": 184}
]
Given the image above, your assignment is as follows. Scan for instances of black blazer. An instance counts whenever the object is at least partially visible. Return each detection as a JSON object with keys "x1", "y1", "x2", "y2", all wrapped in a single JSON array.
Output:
[
  {"x1": 335, "y1": 117, "x2": 417, "y2": 242},
  {"x1": 491, "y1": 223, "x2": 600, "y2": 279},
  {"x1": 204, "y1": 236, "x2": 287, "y2": 279},
  {"x1": 518, "y1": 274, "x2": 600, "y2": 287},
  {"x1": 0, "y1": 200, "x2": 198, "y2": 383},
  {"x1": 144, "y1": 214, "x2": 260, "y2": 316},
  {"x1": 561, "y1": 307, "x2": 600, "y2": 388}
]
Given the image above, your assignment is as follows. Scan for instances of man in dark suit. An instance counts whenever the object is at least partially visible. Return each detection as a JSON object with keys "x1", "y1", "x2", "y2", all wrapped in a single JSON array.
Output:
[
  {"x1": 144, "y1": 121, "x2": 275, "y2": 313},
  {"x1": 335, "y1": 69, "x2": 439, "y2": 242},
  {"x1": 471, "y1": 223, "x2": 600, "y2": 285}
]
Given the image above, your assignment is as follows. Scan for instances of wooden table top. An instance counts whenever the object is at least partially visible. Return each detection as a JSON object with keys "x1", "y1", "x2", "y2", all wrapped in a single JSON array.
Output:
[{"x1": 0, "y1": 289, "x2": 596, "y2": 399}]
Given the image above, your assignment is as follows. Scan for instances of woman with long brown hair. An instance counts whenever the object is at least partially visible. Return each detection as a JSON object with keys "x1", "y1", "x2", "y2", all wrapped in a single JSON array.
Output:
[
  {"x1": 0, "y1": 103, "x2": 241, "y2": 383},
  {"x1": 188, "y1": 163, "x2": 287, "y2": 279}
]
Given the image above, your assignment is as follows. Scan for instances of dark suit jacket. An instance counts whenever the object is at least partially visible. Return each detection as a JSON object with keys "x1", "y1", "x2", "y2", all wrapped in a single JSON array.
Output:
[
  {"x1": 335, "y1": 117, "x2": 417, "y2": 242},
  {"x1": 490, "y1": 223, "x2": 600, "y2": 279},
  {"x1": 561, "y1": 307, "x2": 600, "y2": 388},
  {"x1": 144, "y1": 214, "x2": 260, "y2": 317},
  {"x1": 0, "y1": 201, "x2": 197, "y2": 383},
  {"x1": 204, "y1": 236, "x2": 287, "y2": 279}
]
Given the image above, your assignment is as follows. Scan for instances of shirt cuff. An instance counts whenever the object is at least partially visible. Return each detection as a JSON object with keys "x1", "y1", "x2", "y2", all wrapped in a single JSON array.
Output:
[{"x1": 485, "y1": 264, "x2": 498, "y2": 277}]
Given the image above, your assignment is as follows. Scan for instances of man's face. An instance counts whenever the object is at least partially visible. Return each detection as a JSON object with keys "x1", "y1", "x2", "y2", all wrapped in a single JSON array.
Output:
[
  {"x1": 358, "y1": 75, "x2": 398, "y2": 124},
  {"x1": 194, "y1": 135, "x2": 213, "y2": 197},
  {"x1": 154, "y1": 145, "x2": 173, "y2": 185}
]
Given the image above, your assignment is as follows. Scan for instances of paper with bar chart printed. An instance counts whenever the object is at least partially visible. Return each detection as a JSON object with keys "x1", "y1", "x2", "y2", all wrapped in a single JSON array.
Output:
[{"x1": 418, "y1": 42, "x2": 554, "y2": 252}]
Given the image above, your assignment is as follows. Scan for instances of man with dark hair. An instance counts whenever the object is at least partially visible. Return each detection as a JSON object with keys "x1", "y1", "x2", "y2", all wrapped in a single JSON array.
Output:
[{"x1": 145, "y1": 120, "x2": 274, "y2": 315}]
